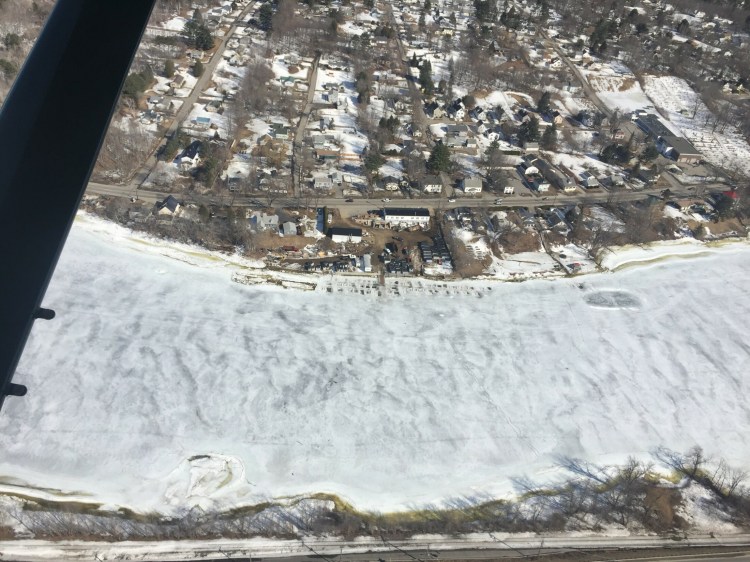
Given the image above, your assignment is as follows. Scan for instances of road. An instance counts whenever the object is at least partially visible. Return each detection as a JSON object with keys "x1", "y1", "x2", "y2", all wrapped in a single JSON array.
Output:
[
  {"x1": 542, "y1": 30, "x2": 613, "y2": 120},
  {"x1": 87, "y1": 177, "x2": 722, "y2": 214},
  {"x1": 291, "y1": 54, "x2": 321, "y2": 198},
  {"x1": 3, "y1": 534, "x2": 750, "y2": 562},
  {"x1": 387, "y1": 5, "x2": 429, "y2": 140},
  {"x1": 131, "y1": 1, "x2": 260, "y2": 187}
]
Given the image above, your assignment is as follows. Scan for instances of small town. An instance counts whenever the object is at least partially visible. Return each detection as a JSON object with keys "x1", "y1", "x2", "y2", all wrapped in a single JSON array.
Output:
[{"x1": 9, "y1": 0, "x2": 734, "y2": 283}]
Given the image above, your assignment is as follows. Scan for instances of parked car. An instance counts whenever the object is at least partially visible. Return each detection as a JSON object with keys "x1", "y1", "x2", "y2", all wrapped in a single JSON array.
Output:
[
  {"x1": 382, "y1": 198, "x2": 391, "y2": 202},
  {"x1": 344, "y1": 198, "x2": 353, "y2": 202},
  {"x1": 447, "y1": 198, "x2": 456, "y2": 202}
]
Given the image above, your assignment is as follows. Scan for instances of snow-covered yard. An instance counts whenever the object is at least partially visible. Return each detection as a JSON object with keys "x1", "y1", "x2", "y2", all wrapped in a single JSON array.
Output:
[
  {"x1": 585, "y1": 72, "x2": 653, "y2": 114},
  {"x1": 643, "y1": 75, "x2": 750, "y2": 177},
  {"x1": 2, "y1": 218, "x2": 750, "y2": 517}
]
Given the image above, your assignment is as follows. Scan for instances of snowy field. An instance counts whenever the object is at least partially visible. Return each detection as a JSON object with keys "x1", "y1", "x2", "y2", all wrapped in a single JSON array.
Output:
[
  {"x1": 2, "y1": 223, "x2": 750, "y2": 515},
  {"x1": 643, "y1": 75, "x2": 750, "y2": 177},
  {"x1": 583, "y1": 70, "x2": 653, "y2": 114}
]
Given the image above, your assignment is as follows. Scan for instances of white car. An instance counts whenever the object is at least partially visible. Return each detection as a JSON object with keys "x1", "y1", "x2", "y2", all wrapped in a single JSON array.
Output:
[
  {"x1": 494, "y1": 198, "x2": 504, "y2": 204},
  {"x1": 382, "y1": 198, "x2": 391, "y2": 202},
  {"x1": 447, "y1": 198, "x2": 456, "y2": 203}
]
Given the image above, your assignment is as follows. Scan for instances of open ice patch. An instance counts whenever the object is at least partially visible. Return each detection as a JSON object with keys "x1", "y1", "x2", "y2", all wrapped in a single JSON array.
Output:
[{"x1": 584, "y1": 290, "x2": 642, "y2": 310}]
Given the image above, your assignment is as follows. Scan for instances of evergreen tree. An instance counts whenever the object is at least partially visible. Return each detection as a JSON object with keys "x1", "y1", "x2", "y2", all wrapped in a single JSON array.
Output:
[
  {"x1": 540, "y1": 124, "x2": 557, "y2": 150},
  {"x1": 537, "y1": 91, "x2": 551, "y2": 114},
  {"x1": 163, "y1": 59, "x2": 175, "y2": 78},
  {"x1": 518, "y1": 116, "x2": 540, "y2": 144},
  {"x1": 427, "y1": 143, "x2": 451, "y2": 173},
  {"x1": 193, "y1": 60, "x2": 204, "y2": 77},
  {"x1": 418, "y1": 60, "x2": 434, "y2": 95},
  {"x1": 259, "y1": 3, "x2": 273, "y2": 31},
  {"x1": 183, "y1": 18, "x2": 214, "y2": 50},
  {"x1": 640, "y1": 144, "x2": 659, "y2": 161}
]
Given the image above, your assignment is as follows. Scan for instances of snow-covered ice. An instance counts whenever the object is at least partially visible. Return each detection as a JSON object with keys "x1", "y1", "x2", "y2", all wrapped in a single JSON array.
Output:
[{"x1": 2, "y1": 221, "x2": 750, "y2": 514}]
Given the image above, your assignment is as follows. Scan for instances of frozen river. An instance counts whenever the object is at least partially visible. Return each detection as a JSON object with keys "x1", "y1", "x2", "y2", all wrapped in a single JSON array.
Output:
[{"x1": 1, "y1": 221, "x2": 749, "y2": 514}]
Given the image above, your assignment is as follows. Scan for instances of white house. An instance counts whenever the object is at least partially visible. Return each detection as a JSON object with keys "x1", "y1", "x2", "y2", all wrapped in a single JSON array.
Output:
[
  {"x1": 313, "y1": 174, "x2": 333, "y2": 190},
  {"x1": 383, "y1": 207, "x2": 430, "y2": 229},
  {"x1": 251, "y1": 211, "x2": 279, "y2": 231},
  {"x1": 383, "y1": 176, "x2": 400, "y2": 191},
  {"x1": 462, "y1": 177, "x2": 483, "y2": 194},
  {"x1": 329, "y1": 226, "x2": 363, "y2": 243},
  {"x1": 581, "y1": 176, "x2": 600, "y2": 189}
]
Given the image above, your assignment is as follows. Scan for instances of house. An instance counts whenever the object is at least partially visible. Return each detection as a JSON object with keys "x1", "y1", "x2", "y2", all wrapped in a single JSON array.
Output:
[
  {"x1": 177, "y1": 140, "x2": 201, "y2": 171},
  {"x1": 422, "y1": 175, "x2": 442, "y2": 193},
  {"x1": 281, "y1": 221, "x2": 298, "y2": 236},
  {"x1": 636, "y1": 167, "x2": 661, "y2": 185},
  {"x1": 329, "y1": 226, "x2": 363, "y2": 243},
  {"x1": 383, "y1": 207, "x2": 431, "y2": 228},
  {"x1": 313, "y1": 174, "x2": 333, "y2": 190},
  {"x1": 250, "y1": 211, "x2": 279, "y2": 231},
  {"x1": 315, "y1": 148, "x2": 340, "y2": 161},
  {"x1": 525, "y1": 141, "x2": 539, "y2": 152},
  {"x1": 673, "y1": 198, "x2": 703, "y2": 212},
  {"x1": 170, "y1": 74, "x2": 185, "y2": 88},
  {"x1": 546, "y1": 208, "x2": 568, "y2": 228},
  {"x1": 609, "y1": 174, "x2": 626, "y2": 187},
  {"x1": 504, "y1": 185, "x2": 515, "y2": 194},
  {"x1": 525, "y1": 155, "x2": 573, "y2": 191},
  {"x1": 462, "y1": 177, "x2": 483, "y2": 194},
  {"x1": 581, "y1": 176, "x2": 600, "y2": 189},
  {"x1": 204, "y1": 100, "x2": 222, "y2": 113},
  {"x1": 545, "y1": 110, "x2": 564, "y2": 126},
  {"x1": 156, "y1": 195, "x2": 181, "y2": 216},
  {"x1": 271, "y1": 124, "x2": 290, "y2": 140},
  {"x1": 382, "y1": 175, "x2": 400, "y2": 191},
  {"x1": 141, "y1": 109, "x2": 163, "y2": 124},
  {"x1": 659, "y1": 135, "x2": 702, "y2": 164}
]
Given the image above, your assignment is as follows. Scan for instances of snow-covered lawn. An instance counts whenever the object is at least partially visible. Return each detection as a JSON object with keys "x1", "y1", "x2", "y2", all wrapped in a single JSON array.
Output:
[
  {"x1": 2, "y1": 220, "x2": 750, "y2": 516},
  {"x1": 643, "y1": 75, "x2": 750, "y2": 177},
  {"x1": 585, "y1": 72, "x2": 654, "y2": 114},
  {"x1": 485, "y1": 249, "x2": 562, "y2": 279}
]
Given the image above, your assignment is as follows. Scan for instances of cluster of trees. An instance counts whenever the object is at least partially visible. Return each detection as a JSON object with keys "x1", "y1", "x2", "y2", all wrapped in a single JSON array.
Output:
[
  {"x1": 589, "y1": 18, "x2": 616, "y2": 54},
  {"x1": 355, "y1": 69, "x2": 373, "y2": 104},
  {"x1": 122, "y1": 66, "x2": 154, "y2": 101},
  {"x1": 518, "y1": 115, "x2": 540, "y2": 145},
  {"x1": 473, "y1": 0, "x2": 497, "y2": 22},
  {"x1": 183, "y1": 10, "x2": 214, "y2": 50}
]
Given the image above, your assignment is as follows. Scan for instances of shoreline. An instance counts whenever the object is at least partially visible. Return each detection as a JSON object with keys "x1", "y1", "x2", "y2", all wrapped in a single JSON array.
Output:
[{"x1": 73, "y1": 211, "x2": 750, "y2": 290}]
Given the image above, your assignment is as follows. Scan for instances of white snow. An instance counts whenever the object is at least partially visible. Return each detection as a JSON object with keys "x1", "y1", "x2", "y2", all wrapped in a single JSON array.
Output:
[
  {"x1": 596, "y1": 237, "x2": 737, "y2": 270},
  {"x1": 586, "y1": 73, "x2": 653, "y2": 114},
  {"x1": 2, "y1": 220, "x2": 750, "y2": 515}
]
